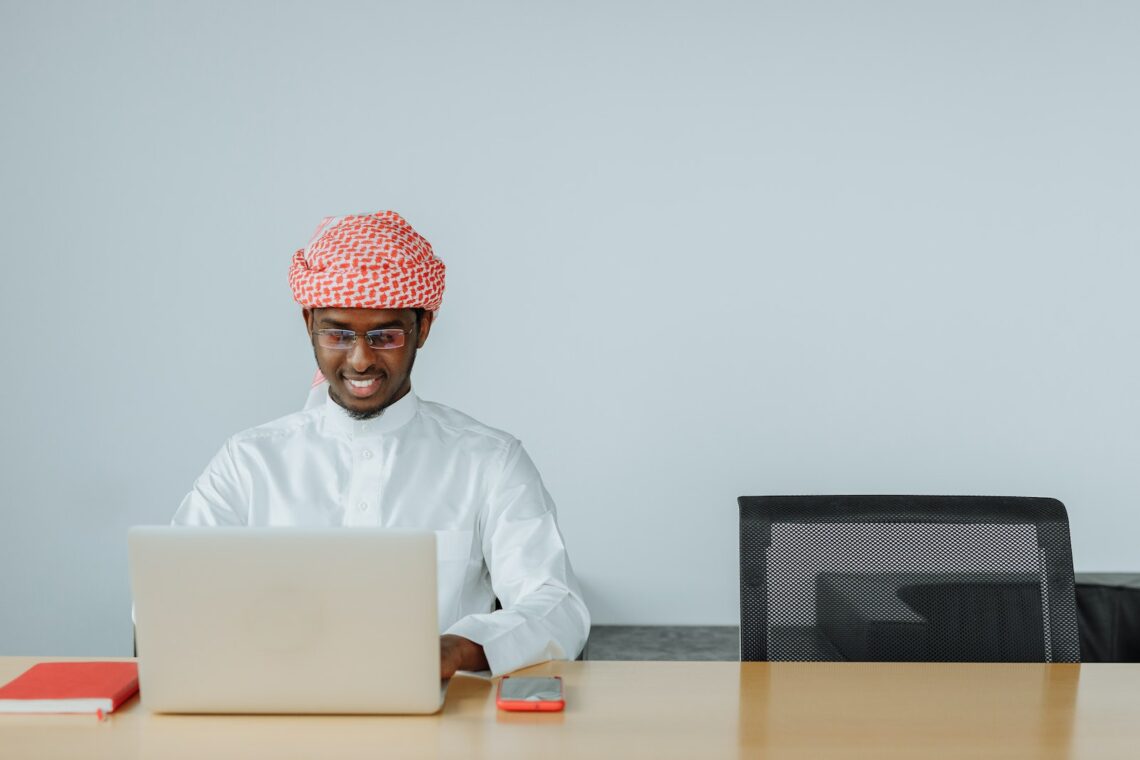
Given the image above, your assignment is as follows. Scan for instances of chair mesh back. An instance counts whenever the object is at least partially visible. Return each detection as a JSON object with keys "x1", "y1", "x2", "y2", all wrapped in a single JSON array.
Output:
[{"x1": 739, "y1": 496, "x2": 1079, "y2": 663}]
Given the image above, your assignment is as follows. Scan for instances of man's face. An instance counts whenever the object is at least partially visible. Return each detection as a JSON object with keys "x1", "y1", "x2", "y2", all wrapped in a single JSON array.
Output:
[{"x1": 303, "y1": 306, "x2": 433, "y2": 419}]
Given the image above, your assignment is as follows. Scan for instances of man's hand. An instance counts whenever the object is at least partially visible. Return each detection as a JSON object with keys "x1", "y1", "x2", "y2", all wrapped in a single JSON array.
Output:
[{"x1": 440, "y1": 634, "x2": 489, "y2": 678}]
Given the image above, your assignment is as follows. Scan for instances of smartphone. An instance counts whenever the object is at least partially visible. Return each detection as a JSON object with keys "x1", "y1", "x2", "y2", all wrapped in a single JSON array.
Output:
[{"x1": 495, "y1": 676, "x2": 565, "y2": 712}]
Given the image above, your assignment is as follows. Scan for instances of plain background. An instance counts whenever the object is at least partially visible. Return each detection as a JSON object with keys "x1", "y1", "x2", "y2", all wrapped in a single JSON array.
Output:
[{"x1": 1, "y1": 1, "x2": 1137, "y2": 656}]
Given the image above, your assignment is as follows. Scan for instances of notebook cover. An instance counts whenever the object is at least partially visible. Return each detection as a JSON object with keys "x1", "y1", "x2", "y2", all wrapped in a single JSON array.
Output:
[{"x1": 0, "y1": 662, "x2": 139, "y2": 714}]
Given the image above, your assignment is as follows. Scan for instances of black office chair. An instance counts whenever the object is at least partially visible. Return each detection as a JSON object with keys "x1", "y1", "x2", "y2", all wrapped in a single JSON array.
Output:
[{"x1": 739, "y1": 496, "x2": 1079, "y2": 663}]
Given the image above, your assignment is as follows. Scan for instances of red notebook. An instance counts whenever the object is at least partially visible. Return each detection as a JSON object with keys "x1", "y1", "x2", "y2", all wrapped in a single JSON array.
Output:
[{"x1": 0, "y1": 662, "x2": 139, "y2": 716}]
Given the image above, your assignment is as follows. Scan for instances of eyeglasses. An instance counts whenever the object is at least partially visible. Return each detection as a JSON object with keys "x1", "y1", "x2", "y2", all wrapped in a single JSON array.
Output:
[{"x1": 314, "y1": 328, "x2": 407, "y2": 351}]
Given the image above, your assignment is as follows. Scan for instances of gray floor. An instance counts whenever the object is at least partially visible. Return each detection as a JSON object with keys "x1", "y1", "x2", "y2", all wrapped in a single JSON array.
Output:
[{"x1": 587, "y1": 626, "x2": 738, "y2": 661}]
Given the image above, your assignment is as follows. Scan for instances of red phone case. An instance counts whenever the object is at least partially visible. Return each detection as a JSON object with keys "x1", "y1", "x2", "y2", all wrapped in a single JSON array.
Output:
[{"x1": 496, "y1": 676, "x2": 565, "y2": 712}]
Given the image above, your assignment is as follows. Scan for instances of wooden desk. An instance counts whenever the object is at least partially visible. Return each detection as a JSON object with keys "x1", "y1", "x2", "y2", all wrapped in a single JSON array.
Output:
[{"x1": 1, "y1": 657, "x2": 1137, "y2": 759}]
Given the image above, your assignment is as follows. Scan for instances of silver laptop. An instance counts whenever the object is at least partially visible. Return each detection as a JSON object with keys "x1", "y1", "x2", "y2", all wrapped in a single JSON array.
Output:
[{"x1": 128, "y1": 527, "x2": 444, "y2": 714}]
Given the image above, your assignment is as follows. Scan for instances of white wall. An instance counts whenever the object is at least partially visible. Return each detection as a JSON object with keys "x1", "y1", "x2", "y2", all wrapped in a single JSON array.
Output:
[{"x1": 1, "y1": 1, "x2": 1137, "y2": 655}]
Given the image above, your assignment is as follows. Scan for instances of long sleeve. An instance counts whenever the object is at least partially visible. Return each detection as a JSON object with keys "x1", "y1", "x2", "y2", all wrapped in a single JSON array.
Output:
[
  {"x1": 172, "y1": 440, "x2": 249, "y2": 527},
  {"x1": 443, "y1": 440, "x2": 591, "y2": 675}
]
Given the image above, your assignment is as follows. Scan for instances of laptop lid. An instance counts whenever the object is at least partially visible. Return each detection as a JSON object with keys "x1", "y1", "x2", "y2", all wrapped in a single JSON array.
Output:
[{"x1": 128, "y1": 526, "x2": 442, "y2": 714}]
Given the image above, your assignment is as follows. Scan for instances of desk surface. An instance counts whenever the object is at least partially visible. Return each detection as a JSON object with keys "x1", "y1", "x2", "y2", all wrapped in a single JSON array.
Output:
[{"x1": 1, "y1": 657, "x2": 1137, "y2": 759}]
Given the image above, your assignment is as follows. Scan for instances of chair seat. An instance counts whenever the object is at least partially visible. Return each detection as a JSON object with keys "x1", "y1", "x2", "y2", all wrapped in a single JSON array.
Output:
[{"x1": 815, "y1": 572, "x2": 1046, "y2": 661}]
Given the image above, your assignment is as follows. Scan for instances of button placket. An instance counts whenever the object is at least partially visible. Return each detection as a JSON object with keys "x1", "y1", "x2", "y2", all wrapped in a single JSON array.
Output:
[{"x1": 345, "y1": 436, "x2": 383, "y2": 526}]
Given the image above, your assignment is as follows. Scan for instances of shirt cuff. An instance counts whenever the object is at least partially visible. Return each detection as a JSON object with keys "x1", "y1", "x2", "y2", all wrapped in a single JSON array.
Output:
[{"x1": 445, "y1": 614, "x2": 568, "y2": 676}]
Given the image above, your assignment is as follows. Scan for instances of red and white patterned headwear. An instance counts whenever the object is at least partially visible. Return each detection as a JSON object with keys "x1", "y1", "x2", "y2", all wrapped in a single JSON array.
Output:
[{"x1": 288, "y1": 211, "x2": 445, "y2": 311}]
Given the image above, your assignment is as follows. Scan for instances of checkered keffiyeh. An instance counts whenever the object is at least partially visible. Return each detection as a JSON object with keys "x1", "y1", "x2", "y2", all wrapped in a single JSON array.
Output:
[{"x1": 288, "y1": 211, "x2": 446, "y2": 311}]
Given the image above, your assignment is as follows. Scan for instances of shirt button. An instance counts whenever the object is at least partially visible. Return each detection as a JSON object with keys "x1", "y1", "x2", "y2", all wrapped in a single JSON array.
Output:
[
  {"x1": 358, "y1": 501, "x2": 369, "y2": 512},
  {"x1": 362, "y1": 450, "x2": 373, "y2": 459}
]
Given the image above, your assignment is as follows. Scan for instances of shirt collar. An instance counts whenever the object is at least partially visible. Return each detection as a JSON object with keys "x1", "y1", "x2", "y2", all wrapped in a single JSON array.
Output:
[{"x1": 322, "y1": 388, "x2": 419, "y2": 438}]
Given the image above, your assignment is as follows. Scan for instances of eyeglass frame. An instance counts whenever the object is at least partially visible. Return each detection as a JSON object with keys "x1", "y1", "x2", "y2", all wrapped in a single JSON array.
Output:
[{"x1": 312, "y1": 328, "x2": 410, "y2": 351}]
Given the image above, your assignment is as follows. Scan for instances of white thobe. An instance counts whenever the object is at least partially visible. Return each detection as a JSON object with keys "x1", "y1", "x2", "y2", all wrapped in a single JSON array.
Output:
[{"x1": 173, "y1": 390, "x2": 590, "y2": 675}]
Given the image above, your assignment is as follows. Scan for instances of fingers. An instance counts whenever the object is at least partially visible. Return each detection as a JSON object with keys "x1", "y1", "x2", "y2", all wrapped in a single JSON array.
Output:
[{"x1": 440, "y1": 638, "x2": 460, "y2": 679}]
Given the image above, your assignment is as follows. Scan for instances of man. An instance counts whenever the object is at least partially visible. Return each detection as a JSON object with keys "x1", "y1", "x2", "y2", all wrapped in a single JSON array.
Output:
[{"x1": 174, "y1": 211, "x2": 590, "y2": 677}]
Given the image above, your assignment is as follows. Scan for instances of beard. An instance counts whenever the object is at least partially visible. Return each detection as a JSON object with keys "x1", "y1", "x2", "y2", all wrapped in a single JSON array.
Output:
[{"x1": 342, "y1": 400, "x2": 387, "y2": 421}]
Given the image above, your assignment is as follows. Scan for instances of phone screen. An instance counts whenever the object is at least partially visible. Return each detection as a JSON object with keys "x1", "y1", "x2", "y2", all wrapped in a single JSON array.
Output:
[{"x1": 499, "y1": 677, "x2": 562, "y2": 702}]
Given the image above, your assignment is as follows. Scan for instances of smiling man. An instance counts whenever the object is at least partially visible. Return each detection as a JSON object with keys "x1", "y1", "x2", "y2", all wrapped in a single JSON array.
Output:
[{"x1": 173, "y1": 211, "x2": 590, "y2": 677}]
